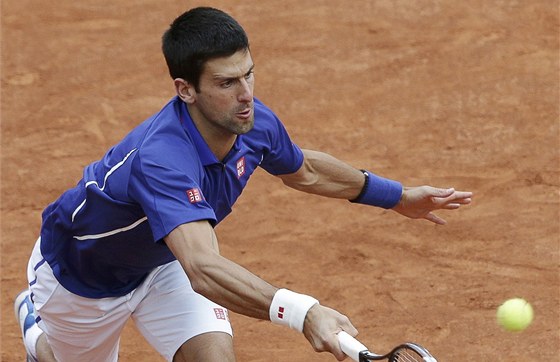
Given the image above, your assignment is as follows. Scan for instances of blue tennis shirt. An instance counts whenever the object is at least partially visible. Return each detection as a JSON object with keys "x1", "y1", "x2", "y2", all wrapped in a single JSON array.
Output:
[{"x1": 39, "y1": 96, "x2": 304, "y2": 298}]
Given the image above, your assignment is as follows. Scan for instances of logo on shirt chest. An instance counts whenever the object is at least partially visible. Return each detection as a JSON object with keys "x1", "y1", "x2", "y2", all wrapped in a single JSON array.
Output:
[
  {"x1": 186, "y1": 188, "x2": 203, "y2": 203},
  {"x1": 236, "y1": 157, "x2": 245, "y2": 178}
]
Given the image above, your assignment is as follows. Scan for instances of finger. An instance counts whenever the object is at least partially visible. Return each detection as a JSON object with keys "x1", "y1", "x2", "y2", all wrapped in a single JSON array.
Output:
[
  {"x1": 337, "y1": 353, "x2": 348, "y2": 361},
  {"x1": 432, "y1": 190, "x2": 473, "y2": 202},
  {"x1": 335, "y1": 322, "x2": 358, "y2": 360},
  {"x1": 436, "y1": 195, "x2": 472, "y2": 207},
  {"x1": 333, "y1": 342, "x2": 348, "y2": 361},
  {"x1": 441, "y1": 203, "x2": 460, "y2": 210},
  {"x1": 333, "y1": 347, "x2": 347, "y2": 361},
  {"x1": 450, "y1": 191, "x2": 473, "y2": 199},
  {"x1": 430, "y1": 187, "x2": 455, "y2": 197},
  {"x1": 438, "y1": 198, "x2": 472, "y2": 210},
  {"x1": 424, "y1": 212, "x2": 446, "y2": 225},
  {"x1": 327, "y1": 334, "x2": 348, "y2": 361},
  {"x1": 341, "y1": 322, "x2": 358, "y2": 337}
]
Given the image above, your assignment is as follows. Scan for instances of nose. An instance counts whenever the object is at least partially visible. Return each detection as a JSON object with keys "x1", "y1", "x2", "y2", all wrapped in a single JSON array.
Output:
[{"x1": 237, "y1": 78, "x2": 253, "y2": 103}]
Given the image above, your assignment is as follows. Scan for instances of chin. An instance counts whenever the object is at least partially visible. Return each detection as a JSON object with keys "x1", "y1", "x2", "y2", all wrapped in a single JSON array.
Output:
[
  {"x1": 236, "y1": 124, "x2": 254, "y2": 135},
  {"x1": 235, "y1": 118, "x2": 255, "y2": 134}
]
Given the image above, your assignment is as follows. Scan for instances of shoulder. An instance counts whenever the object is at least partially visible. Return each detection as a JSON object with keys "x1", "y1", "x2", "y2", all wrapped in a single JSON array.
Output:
[
  {"x1": 139, "y1": 98, "x2": 192, "y2": 150},
  {"x1": 132, "y1": 98, "x2": 199, "y2": 171},
  {"x1": 252, "y1": 97, "x2": 288, "y2": 134},
  {"x1": 253, "y1": 97, "x2": 277, "y2": 122}
]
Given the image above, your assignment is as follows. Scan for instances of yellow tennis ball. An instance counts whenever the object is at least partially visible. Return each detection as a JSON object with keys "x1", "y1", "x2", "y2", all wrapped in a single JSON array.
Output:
[{"x1": 496, "y1": 298, "x2": 534, "y2": 332}]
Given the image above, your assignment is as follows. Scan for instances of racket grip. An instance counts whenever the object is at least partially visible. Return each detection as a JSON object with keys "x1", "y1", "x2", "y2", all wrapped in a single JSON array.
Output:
[{"x1": 338, "y1": 331, "x2": 368, "y2": 362}]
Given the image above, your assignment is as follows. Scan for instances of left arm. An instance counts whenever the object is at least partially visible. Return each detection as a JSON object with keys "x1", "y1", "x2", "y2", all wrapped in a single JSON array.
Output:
[{"x1": 278, "y1": 149, "x2": 472, "y2": 225}]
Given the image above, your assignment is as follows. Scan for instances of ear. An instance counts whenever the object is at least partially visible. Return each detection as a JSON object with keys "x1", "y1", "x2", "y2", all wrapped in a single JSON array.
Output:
[{"x1": 174, "y1": 78, "x2": 196, "y2": 104}]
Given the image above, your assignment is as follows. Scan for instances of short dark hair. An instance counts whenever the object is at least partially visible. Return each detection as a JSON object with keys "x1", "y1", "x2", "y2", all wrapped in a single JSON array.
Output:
[{"x1": 162, "y1": 7, "x2": 250, "y2": 91}]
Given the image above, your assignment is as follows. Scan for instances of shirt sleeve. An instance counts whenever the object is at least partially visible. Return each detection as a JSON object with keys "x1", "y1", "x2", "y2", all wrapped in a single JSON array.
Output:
[
  {"x1": 128, "y1": 146, "x2": 217, "y2": 242},
  {"x1": 258, "y1": 108, "x2": 304, "y2": 175}
]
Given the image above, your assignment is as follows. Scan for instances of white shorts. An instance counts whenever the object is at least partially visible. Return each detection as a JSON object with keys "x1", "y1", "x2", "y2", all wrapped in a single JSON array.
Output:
[{"x1": 27, "y1": 238, "x2": 233, "y2": 362}]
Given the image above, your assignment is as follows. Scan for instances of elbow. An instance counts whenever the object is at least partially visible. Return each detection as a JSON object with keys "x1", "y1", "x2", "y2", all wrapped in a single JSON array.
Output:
[
  {"x1": 188, "y1": 277, "x2": 208, "y2": 296},
  {"x1": 181, "y1": 257, "x2": 218, "y2": 298},
  {"x1": 280, "y1": 158, "x2": 318, "y2": 191},
  {"x1": 181, "y1": 259, "x2": 209, "y2": 294}
]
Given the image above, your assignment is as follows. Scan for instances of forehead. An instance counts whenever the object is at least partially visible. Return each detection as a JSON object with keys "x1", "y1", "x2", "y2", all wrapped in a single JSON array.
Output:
[{"x1": 202, "y1": 49, "x2": 254, "y2": 79}]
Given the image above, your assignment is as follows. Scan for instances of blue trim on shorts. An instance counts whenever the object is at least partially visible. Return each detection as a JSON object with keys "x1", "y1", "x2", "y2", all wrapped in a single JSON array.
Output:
[{"x1": 33, "y1": 258, "x2": 46, "y2": 271}]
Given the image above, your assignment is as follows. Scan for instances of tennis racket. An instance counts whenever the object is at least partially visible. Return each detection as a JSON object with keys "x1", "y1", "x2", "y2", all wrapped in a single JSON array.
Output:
[{"x1": 338, "y1": 331, "x2": 437, "y2": 362}]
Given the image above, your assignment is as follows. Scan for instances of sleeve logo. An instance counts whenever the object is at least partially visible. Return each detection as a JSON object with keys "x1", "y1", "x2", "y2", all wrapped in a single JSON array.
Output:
[{"x1": 186, "y1": 188, "x2": 203, "y2": 203}]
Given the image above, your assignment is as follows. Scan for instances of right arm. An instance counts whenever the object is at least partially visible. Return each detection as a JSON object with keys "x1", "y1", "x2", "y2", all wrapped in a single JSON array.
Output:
[
  {"x1": 164, "y1": 220, "x2": 356, "y2": 360},
  {"x1": 164, "y1": 220, "x2": 275, "y2": 320}
]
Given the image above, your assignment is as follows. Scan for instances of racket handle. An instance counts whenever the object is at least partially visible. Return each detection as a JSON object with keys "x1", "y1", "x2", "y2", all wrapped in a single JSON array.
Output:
[{"x1": 338, "y1": 331, "x2": 368, "y2": 362}]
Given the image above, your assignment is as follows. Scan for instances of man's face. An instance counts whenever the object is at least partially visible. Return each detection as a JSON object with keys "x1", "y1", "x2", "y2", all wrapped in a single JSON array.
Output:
[{"x1": 192, "y1": 49, "x2": 255, "y2": 136}]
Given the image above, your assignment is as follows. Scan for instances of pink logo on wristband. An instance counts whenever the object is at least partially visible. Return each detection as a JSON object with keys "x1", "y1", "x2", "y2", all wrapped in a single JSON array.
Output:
[{"x1": 278, "y1": 306, "x2": 285, "y2": 319}]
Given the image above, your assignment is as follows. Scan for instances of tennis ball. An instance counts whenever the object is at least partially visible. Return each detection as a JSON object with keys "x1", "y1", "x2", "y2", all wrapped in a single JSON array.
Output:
[{"x1": 496, "y1": 298, "x2": 534, "y2": 332}]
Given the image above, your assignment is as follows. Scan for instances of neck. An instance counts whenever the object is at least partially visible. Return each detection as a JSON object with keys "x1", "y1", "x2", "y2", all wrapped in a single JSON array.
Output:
[
  {"x1": 187, "y1": 105, "x2": 236, "y2": 162},
  {"x1": 207, "y1": 135, "x2": 236, "y2": 162}
]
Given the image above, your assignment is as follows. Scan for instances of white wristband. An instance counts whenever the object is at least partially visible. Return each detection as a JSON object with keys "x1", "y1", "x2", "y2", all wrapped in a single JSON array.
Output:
[{"x1": 269, "y1": 289, "x2": 319, "y2": 332}]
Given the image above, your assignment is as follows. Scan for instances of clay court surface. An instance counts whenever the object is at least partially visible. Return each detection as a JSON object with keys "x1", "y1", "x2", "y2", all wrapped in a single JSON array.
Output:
[{"x1": 2, "y1": 1, "x2": 559, "y2": 361}]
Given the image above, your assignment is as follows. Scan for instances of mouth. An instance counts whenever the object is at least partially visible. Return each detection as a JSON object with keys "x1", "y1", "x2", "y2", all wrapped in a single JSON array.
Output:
[{"x1": 236, "y1": 106, "x2": 253, "y2": 119}]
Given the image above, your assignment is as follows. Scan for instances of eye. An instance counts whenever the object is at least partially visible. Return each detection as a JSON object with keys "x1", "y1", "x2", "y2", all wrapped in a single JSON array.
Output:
[
  {"x1": 244, "y1": 71, "x2": 254, "y2": 80},
  {"x1": 221, "y1": 80, "x2": 234, "y2": 88}
]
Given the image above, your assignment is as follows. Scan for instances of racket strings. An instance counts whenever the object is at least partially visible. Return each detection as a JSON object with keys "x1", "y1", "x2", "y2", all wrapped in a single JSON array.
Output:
[{"x1": 391, "y1": 347, "x2": 424, "y2": 362}]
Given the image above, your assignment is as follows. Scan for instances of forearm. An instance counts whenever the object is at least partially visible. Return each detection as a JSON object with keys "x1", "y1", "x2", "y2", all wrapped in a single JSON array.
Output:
[
  {"x1": 165, "y1": 221, "x2": 276, "y2": 320},
  {"x1": 280, "y1": 149, "x2": 365, "y2": 199},
  {"x1": 188, "y1": 254, "x2": 319, "y2": 331},
  {"x1": 189, "y1": 253, "x2": 275, "y2": 319}
]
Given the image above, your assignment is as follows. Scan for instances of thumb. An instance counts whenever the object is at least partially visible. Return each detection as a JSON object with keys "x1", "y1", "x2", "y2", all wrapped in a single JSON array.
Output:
[{"x1": 425, "y1": 212, "x2": 447, "y2": 225}]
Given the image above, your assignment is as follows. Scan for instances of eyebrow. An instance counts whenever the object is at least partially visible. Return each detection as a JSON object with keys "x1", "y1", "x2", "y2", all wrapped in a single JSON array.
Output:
[{"x1": 213, "y1": 64, "x2": 255, "y2": 81}]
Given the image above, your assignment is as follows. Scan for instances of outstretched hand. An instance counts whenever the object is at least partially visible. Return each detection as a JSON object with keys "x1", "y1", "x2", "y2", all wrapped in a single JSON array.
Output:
[{"x1": 392, "y1": 186, "x2": 473, "y2": 225}]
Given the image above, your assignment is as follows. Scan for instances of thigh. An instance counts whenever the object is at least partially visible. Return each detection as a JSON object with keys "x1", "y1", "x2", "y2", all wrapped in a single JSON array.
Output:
[
  {"x1": 38, "y1": 285, "x2": 130, "y2": 362},
  {"x1": 174, "y1": 332, "x2": 234, "y2": 362},
  {"x1": 131, "y1": 261, "x2": 233, "y2": 361},
  {"x1": 29, "y1": 240, "x2": 130, "y2": 362}
]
